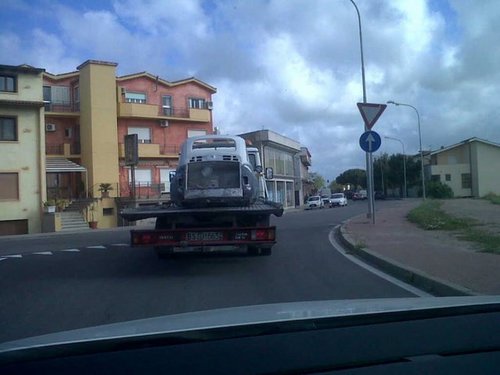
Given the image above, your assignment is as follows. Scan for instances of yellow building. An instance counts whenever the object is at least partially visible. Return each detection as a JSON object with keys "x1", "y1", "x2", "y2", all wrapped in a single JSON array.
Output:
[
  {"x1": 429, "y1": 137, "x2": 500, "y2": 198},
  {"x1": 0, "y1": 64, "x2": 46, "y2": 235}
]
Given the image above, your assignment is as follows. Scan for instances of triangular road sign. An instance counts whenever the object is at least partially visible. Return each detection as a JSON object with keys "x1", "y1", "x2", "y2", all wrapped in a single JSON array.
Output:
[{"x1": 357, "y1": 103, "x2": 387, "y2": 130}]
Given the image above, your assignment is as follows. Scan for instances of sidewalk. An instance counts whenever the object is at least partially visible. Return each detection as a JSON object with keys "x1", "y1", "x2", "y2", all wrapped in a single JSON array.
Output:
[{"x1": 339, "y1": 199, "x2": 500, "y2": 296}]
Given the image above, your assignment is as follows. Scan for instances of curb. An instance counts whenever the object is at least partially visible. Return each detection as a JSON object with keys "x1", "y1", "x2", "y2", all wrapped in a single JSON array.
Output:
[{"x1": 337, "y1": 223, "x2": 478, "y2": 297}]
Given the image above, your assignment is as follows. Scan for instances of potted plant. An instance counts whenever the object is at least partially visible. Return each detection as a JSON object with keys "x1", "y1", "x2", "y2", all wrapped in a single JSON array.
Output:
[
  {"x1": 98, "y1": 183, "x2": 113, "y2": 198},
  {"x1": 43, "y1": 200, "x2": 56, "y2": 213}
]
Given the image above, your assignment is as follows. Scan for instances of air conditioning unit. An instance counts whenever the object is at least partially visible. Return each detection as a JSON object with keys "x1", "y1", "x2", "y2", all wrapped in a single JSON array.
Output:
[
  {"x1": 206, "y1": 101, "x2": 213, "y2": 110},
  {"x1": 160, "y1": 120, "x2": 169, "y2": 127},
  {"x1": 45, "y1": 123, "x2": 56, "y2": 132}
]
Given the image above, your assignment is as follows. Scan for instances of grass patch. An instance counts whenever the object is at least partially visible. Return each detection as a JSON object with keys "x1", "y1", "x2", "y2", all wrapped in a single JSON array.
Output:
[
  {"x1": 459, "y1": 229, "x2": 500, "y2": 254},
  {"x1": 407, "y1": 200, "x2": 500, "y2": 254},
  {"x1": 483, "y1": 192, "x2": 500, "y2": 205},
  {"x1": 354, "y1": 240, "x2": 366, "y2": 251},
  {"x1": 407, "y1": 200, "x2": 472, "y2": 230}
]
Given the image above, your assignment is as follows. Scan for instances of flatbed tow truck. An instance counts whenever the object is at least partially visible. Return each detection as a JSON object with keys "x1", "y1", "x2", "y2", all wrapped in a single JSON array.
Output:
[{"x1": 120, "y1": 135, "x2": 284, "y2": 258}]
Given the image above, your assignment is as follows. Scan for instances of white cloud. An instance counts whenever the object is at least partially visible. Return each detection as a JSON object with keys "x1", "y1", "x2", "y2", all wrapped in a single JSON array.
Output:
[{"x1": 2, "y1": 0, "x2": 500, "y2": 181}]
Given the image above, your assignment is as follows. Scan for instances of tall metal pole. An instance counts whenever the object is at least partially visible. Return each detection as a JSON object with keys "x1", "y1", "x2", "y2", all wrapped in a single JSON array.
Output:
[
  {"x1": 349, "y1": 0, "x2": 375, "y2": 222},
  {"x1": 385, "y1": 136, "x2": 407, "y2": 199},
  {"x1": 386, "y1": 101, "x2": 426, "y2": 199}
]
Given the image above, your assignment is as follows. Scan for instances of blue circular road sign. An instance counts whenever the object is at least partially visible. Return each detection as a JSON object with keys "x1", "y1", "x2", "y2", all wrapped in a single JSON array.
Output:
[{"x1": 359, "y1": 130, "x2": 381, "y2": 153}]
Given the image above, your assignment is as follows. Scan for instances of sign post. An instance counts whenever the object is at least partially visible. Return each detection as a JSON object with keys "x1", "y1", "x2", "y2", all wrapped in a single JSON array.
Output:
[
  {"x1": 356, "y1": 103, "x2": 386, "y2": 224},
  {"x1": 124, "y1": 134, "x2": 139, "y2": 200}
]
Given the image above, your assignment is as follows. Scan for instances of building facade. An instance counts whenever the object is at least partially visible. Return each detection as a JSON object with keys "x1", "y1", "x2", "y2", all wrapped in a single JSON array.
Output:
[
  {"x1": 1, "y1": 60, "x2": 216, "y2": 234},
  {"x1": 0, "y1": 64, "x2": 46, "y2": 235},
  {"x1": 239, "y1": 130, "x2": 311, "y2": 209},
  {"x1": 429, "y1": 137, "x2": 500, "y2": 198}
]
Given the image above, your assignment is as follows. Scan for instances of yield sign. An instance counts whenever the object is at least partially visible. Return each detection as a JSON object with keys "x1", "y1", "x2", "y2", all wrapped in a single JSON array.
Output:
[{"x1": 357, "y1": 102, "x2": 387, "y2": 130}]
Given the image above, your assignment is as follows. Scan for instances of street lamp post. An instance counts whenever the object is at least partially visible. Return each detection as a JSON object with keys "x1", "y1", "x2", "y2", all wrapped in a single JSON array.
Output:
[
  {"x1": 386, "y1": 101, "x2": 426, "y2": 200},
  {"x1": 349, "y1": 0, "x2": 375, "y2": 222},
  {"x1": 385, "y1": 136, "x2": 407, "y2": 199}
]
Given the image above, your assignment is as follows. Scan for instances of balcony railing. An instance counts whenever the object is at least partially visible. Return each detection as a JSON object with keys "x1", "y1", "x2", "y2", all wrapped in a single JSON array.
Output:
[
  {"x1": 120, "y1": 183, "x2": 165, "y2": 199},
  {"x1": 46, "y1": 144, "x2": 64, "y2": 155},
  {"x1": 158, "y1": 107, "x2": 190, "y2": 118},
  {"x1": 160, "y1": 144, "x2": 180, "y2": 155},
  {"x1": 44, "y1": 102, "x2": 80, "y2": 113},
  {"x1": 46, "y1": 143, "x2": 81, "y2": 156}
]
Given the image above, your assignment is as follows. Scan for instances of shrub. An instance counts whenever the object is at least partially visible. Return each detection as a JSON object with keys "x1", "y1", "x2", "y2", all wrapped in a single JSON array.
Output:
[{"x1": 426, "y1": 180, "x2": 454, "y2": 199}]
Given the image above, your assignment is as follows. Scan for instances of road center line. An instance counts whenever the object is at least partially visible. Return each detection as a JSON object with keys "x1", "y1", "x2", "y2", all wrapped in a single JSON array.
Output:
[
  {"x1": 33, "y1": 251, "x2": 53, "y2": 255},
  {"x1": 60, "y1": 248, "x2": 80, "y2": 252},
  {"x1": 86, "y1": 245, "x2": 106, "y2": 249},
  {"x1": 2, "y1": 254, "x2": 22, "y2": 258}
]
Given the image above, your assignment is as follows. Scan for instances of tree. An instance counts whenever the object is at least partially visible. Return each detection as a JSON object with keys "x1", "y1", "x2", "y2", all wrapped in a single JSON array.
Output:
[
  {"x1": 373, "y1": 153, "x2": 421, "y2": 197},
  {"x1": 335, "y1": 169, "x2": 367, "y2": 189},
  {"x1": 328, "y1": 180, "x2": 343, "y2": 193},
  {"x1": 309, "y1": 172, "x2": 326, "y2": 194}
]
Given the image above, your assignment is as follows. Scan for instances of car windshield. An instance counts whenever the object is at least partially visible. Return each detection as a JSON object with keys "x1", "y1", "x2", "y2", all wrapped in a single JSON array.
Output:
[{"x1": 1, "y1": 0, "x2": 499, "y2": 349}]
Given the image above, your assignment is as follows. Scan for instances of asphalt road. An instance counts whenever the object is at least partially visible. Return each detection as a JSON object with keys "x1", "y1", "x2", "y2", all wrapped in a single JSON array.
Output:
[{"x1": 0, "y1": 200, "x2": 414, "y2": 343}]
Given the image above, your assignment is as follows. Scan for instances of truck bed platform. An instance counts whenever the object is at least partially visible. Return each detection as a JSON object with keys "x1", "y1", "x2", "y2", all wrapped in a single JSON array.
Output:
[{"x1": 120, "y1": 200, "x2": 284, "y2": 222}]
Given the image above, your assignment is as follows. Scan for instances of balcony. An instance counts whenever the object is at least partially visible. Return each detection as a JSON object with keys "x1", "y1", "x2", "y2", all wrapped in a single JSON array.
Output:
[
  {"x1": 46, "y1": 143, "x2": 81, "y2": 157},
  {"x1": 44, "y1": 102, "x2": 80, "y2": 116},
  {"x1": 118, "y1": 143, "x2": 180, "y2": 158},
  {"x1": 118, "y1": 102, "x2": 210, "y2": 122}
]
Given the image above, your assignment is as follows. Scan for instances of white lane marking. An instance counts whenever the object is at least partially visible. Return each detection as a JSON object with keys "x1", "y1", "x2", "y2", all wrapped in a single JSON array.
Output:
[
  {"x1": 61, "y1": 248, "x2": 80, "y2": 252},
  {"x1": 110, "y1": 243, "x2": 129, "y2": 247},
  {"x1": 0, "y1": 258, "x2": 8, "y2": 262},
  {"x1": 2, "y1": 254, "x2": 22, "y2": 258},
  {"x1": 329, "y1": 226, "x2": 431, "y2": 298},
  {"x1": 86, "y1": 245, "x2": 106, "y2": 249},
  {"x1": 33, "y1": 251, "x2": 53, "y2": 255}
]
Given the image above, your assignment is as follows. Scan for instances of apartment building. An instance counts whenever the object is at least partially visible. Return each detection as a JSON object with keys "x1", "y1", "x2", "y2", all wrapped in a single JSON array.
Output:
[
  {"x1": 0, "y1": 64, "x2": 46, "y2": 235},
  {"x1": 0, "y1": 59, "x2": 216, "y2": 234},
  {"x1": 429, "y1": 137, "x2": 500, "y2": 198},
  {"x1": 115, "y1": 71, "x2": 216, "y2": 198}
]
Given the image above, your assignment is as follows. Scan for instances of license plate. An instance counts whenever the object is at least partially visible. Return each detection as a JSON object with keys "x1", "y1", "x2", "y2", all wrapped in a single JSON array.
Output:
[{"x1": 186, "y1": 231, "x2": 224, "y2": 241}]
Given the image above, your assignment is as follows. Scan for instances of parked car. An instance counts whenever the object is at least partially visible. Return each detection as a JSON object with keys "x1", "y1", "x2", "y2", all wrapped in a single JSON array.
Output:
[
  {"x1": 330, "y1": 193, "x2": 348, "y2": 207},
  {"x1": 321, "y1": 196, "x2": 331, "y2": 207},
  {"x1": 305, "y1": 195, "x2": 324, "y2": 209},
  {"x1": 352, "y1": 190, "x2": 368, "y2": 201},
  {"x1": 374, "y1": 191, "x2": 386, "y2": 200}
]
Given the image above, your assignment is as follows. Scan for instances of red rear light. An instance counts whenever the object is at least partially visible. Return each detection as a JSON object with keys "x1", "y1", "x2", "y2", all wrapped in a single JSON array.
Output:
[
  {"x1": 255, "y1": 229, "x2": 267, "y2": 240},
  {"x1": 251, "y1": 228, "x2": 275, "y2": 241}
]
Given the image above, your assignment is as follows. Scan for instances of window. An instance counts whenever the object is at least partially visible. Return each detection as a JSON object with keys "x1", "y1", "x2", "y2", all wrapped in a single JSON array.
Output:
[
  {"x1": 64, "y1": 128, "x2": 73, "y2": 138},
  {"x1": 128, "y1": 127, "x2": 151, "y2": 143},
  {"x1": 0, "y1": 173, "x2": 19, "y2": 200},
  {"x1": 431, "y1": 174, "x2": 440, "y2": 182},
  {"x1": 0, "y1": 75, "x2": 16, "y2": 92},
  {"x1": 461, "y1": 173, "x2": 471, "y2": 189},
  {"x1": 125, "y1": 92, "x2": 146, "y2": 104},
  {"x1": 128, "y1": 168, "x2": 152, "y2": 186},
  {"x1": 188, "y1": 98, "x2": 206, "y2": 109},
  {"x1": 162, "y1": 95, "x2": 173, "y2": 115},
  {"x1": 102, "y1": 208, "x2": 114, "y2": 216},
  {"x1": 445, "y1": 174, "x2": 451, "y2": 181},
  {"x1": 187, "y1": 129, "x2": 207, "y2": 138},
  {"x1": 0, "y1": 117, "x2": 17, "y2": 141}
]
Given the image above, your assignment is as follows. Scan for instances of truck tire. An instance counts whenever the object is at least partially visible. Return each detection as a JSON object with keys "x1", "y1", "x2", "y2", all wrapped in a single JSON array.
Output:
[{"x1": 155, "y1": 246, "x2": 174, "y2": 259}]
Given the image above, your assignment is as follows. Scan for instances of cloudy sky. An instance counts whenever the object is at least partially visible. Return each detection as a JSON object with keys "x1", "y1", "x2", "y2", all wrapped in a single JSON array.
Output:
[{"x1": 2, "y1": 0, "x2": 499, "y2": 180}]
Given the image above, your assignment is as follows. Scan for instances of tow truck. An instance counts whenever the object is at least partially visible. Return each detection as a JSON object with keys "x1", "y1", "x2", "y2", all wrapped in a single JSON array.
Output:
[{"x1": 120, "y1": 135, "x2": 283, "y2": 258}]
